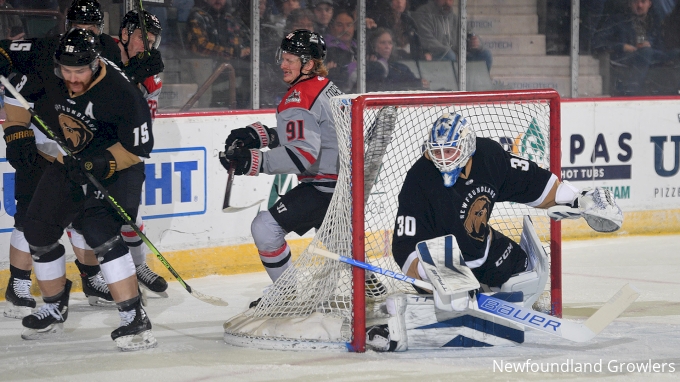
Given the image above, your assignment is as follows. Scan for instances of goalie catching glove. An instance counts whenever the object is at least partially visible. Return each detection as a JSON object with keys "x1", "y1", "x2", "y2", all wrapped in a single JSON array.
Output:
[
  {"x1": 63, "y1": 151, "x2": 117, "y2": 185},
  {"x1": 4, "y1": 125, "x2": 38, "y2": 169},
  {"x1": 547, "y1": 181, "x2": 623, "y2": 232},
  {"x1": 219, "y1": 147, "x2": 261, "y2": 176},
  {"x1": 224, "y1": 122, "x2": 280, "y2": 151}
]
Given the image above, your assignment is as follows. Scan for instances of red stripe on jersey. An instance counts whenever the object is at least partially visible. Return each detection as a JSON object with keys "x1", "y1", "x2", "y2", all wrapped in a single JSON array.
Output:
[
  {"x1": 258, "y1": 243, "x2": 289, "y2": 258},
  {"x1": 277, "y1": 76, "x2": 330, "y2": 113},
  {"x1": 121, "y1": 225, "x2": 143, "y2": 238},
  {"x1": 298, "y1": 174, "x2": 339, "y2": 181},
  {"x1": 295, "y1": 146, "x2": 316, "y2": 164}
]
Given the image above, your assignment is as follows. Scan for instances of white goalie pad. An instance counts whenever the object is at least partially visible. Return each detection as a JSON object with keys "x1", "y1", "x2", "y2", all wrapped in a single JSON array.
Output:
[
  {"x1": 416, "y1": 235, "x2": 480, "y2": 295},
  {"x1": 400, "y1": 294, "x2": 524, "y2": 348},
  {"x1": 500, "y1": 216, "x2": 550, "y2": 309},
  {"x1": 548, "y1": 187, "x2": 623, "y2": 232}
]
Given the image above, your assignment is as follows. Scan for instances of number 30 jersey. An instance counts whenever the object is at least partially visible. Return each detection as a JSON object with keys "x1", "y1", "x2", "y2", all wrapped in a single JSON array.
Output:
[
  {"x1": 391, "y1": 137, "x2": 556, "y2": 270},
  {"x1": 262, "y1": 76, "x2": 342, "y2": 193}
]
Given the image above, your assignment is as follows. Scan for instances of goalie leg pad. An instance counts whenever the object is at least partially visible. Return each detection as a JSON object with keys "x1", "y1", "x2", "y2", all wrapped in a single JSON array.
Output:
[{"x1": 403, "y1": 294, "x2": 524, "y2": 348}]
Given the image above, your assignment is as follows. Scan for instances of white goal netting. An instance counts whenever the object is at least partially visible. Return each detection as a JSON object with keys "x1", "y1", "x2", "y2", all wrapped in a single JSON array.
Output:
[{"x1": 224, "y1": 90, "x2": 561, "y2": 351}]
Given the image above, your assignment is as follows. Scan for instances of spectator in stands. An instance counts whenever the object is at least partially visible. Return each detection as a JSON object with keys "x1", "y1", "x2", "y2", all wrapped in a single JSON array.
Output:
[
  {"x1": 311, "y1": 0, "x2": 333, "y2": 36},
  {"x1": 371, "y1": 0, "x2": 422, "y2": 60},
  {"x1": 412, "y1": 0, "x2": 492, "y2": 70},
  {"x1": 325, "y1": 9, "x2": 358, "y2": 92},
  {"x1": 593, "y1": 0, "x2": 668, "y2": 95},
  {"x1": 0, "y1": 0, "x2": 24, "y2": 40},
  {"x1": 367, "y1": 27, "x2": 428, "y2": 91},
  {"x1": 285, "y1": 8, "x2": 315, "y2": 33},
  {"x1": 662, "y1": 0, "x2": 680, "y2": 53},
  {"x1": 187, "y1": 0, "x2": 252, "y2": 108},
  {"x1": 271, "y1": 0, "x2": 301, "y2": 36},
  {"x1": 652, "y1": 0, "x2": 677, "y2": 20}
]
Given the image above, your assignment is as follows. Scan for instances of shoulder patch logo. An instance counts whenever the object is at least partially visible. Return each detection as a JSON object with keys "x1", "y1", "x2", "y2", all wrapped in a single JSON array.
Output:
[{"x1": 285, "y1": 90, "x2": 301, "y2": 104}]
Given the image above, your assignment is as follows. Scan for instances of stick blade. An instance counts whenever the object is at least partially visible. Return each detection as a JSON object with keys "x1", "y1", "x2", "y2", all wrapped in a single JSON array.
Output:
[
  {"x1": 583, "y1": 283, "x2": 640, "y2": 335},
  {"x1": 190, "y1": 289, "x2": 229, "y2": 306}
]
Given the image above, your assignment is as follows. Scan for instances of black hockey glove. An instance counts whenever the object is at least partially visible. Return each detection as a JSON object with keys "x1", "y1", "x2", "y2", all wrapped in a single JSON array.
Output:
[
  {"x1": 225, "y1": 122, "x2": 279, "y2": 150},
  {"x1": 220, "y1": 147, "x2": 261, "y2": 176},
  {"x1": 63, "y1": 151, "x2": 117, "y2": 185},
  {"x1": 3, "y1": 125, "x2": 37, "y2": 169},
  {"x1": 123, "y1": 49, "x2": 164, "y2": 84},
  {"x1": 0, "y1": 46, "x2": 12, "y2": 77}
]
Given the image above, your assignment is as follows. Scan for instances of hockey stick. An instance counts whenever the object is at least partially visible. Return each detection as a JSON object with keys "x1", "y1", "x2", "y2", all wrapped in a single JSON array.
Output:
[
  {"x1": 0, "y1": 75, "x2": 228, "y2": 307},
  {"x1": 309, "y1": 247, "x2": 640, "y2": 343},
  {"x1": 220, "y1": 141, "x2": 264, "y2": 213},
  {"x1": 135, "y1": 0, "x2": 151, "y2": 57}
]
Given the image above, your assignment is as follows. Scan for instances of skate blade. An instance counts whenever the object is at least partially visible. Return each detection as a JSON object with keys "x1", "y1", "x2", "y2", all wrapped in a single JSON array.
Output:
[
  {"x1": 21, "y1": 323, "x2": 64, "y2": 340},
  {"x1": 140, "y1": 284, "x2": 169, "y2": 298},
  {"x1": 87, "y1": 296, "x2": 116, "y2": 307},
  {"x1": 115, "y1": 330, "x2": 158, "y2": 351},
  {"x1": 4, "y1": 305, "x2": 34, "y2": 319}
]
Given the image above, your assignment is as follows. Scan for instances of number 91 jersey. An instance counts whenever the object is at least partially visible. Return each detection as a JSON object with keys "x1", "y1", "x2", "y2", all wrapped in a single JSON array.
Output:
[{"x1": 391, "y1": 137, "x2": 556, "y2": 269}]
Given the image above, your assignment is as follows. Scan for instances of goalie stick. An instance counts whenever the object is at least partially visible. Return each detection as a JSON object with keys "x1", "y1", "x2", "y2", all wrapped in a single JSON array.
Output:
[
  {"x1": 0, "y1": 75, "x2": 228, "y2": 307},
  {"x1": 309, "y1": 247, "x2": 640, "y2": 343}
]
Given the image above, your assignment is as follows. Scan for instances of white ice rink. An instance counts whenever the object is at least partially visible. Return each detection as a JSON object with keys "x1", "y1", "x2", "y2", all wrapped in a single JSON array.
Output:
[{"x1": 1, "y1": 235, "x2": 679, "y2": 381}]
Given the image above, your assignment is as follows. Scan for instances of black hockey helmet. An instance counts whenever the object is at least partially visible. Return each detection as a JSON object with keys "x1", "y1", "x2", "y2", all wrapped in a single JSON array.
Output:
[
  {"x1": 55, "y1": 28, "x2": 102, "y2": 69},
  {"x1": 277, "y1": 29, "x2": 326, "y2": 64},
  {"x1": 66, "y1": 0, "x2": 105, "y2": 35},
  {"x1": 119, "y1": 10, "x2": 163, "y2": 49}
]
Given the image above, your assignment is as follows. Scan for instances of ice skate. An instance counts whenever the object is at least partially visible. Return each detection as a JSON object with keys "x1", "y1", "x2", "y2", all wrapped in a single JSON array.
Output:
[
  {"x1": 21, "y1": 279, "x2": 71, "y2": 340},
  {"x1": 4, "y1": 276, "x2": 36, "y2": 319},
  {"x1": 81, "y1": 271, "x2": 115, "y2": 307},
  {"x1": 136, "y1": 263, "x2": 168, "y2": 297},
  {"x1": 111, "y1": 302, "x2": 157, "y2": 351}
]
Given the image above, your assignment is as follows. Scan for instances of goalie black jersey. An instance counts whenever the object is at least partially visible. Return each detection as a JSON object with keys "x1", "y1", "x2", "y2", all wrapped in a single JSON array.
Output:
[
  {"x1": 392, "y1": 137, "x2": 556, "y2": 270},
  {"x1": 5, "y1": 59, "x2": 153, "y2": 159}
]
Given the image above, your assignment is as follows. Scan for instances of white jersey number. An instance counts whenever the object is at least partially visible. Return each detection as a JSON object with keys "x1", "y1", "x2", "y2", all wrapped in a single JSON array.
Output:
[
  {"x1": 133, "y1": 123, "x2": 150, "y2": 146},
  {"x1": 396, "y1": 215, "x2": 416, "y2": 237},
  {"x1": 510, "y1": 157, "x2": 529, "y2": 171}
]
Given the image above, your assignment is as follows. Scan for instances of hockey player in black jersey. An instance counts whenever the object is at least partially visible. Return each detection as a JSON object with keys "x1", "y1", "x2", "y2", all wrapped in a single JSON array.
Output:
[
  {"x1": 1, "y1": 1, "x2": 167, "y2": 315},
  {"x1": 11, "y1": 29, "x2": 156, "y2": 351},
  {"x1": 367, "y1": 112, "x2": 623, "y2": 351}
]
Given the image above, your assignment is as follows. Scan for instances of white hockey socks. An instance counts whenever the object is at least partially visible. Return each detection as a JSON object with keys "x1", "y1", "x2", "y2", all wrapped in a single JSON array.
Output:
[{"x1": 415, "y1": 235, "x2": 480, "y2": 312}]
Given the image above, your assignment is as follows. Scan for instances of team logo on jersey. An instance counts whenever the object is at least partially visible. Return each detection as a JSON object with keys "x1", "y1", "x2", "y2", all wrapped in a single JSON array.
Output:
[
  {"x1": 463, "y1": 195, "x2": 491, "y2": 242},
  {"x1": 285, "y1": 90, "x2": 301, "y2": 104},
  {"x1": 59, "y1": 114, "x2": 94, "y2": 153}
]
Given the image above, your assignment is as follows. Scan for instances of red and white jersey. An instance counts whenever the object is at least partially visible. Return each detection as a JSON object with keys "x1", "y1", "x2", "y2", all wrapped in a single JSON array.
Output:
[
  {"x1": 140, "y1": 74, "x2": 162, "y2": 121},
  {"x1": 263, "y1": 76, "x2": 342, "y2": 193}
]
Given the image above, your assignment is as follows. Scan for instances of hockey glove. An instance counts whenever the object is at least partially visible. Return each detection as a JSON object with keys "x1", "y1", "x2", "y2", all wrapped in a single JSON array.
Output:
[
  {"x1": 225, "y1": 122, "x2": 279, "y2": 150},
  {"x1": 3, "y1": 125, "x2": 37, "y2": 169},
  {"x1": 63, "y1": 151, "x2": 117, "y2": 185},
  {"x1": 221, "y1": 147, "x2": 261, "y2": 176},
  {"x1": 548, "y1": 187, "x2": 623, "y2": 232},
  {"x1": 123, "y1": 49, "x2": 164, "y2": 84}
]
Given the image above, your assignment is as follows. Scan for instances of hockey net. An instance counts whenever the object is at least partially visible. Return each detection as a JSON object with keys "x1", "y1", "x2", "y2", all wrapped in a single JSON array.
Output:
[{"x1": 224, "y1": 89, "x2": 561, "y2": 352}]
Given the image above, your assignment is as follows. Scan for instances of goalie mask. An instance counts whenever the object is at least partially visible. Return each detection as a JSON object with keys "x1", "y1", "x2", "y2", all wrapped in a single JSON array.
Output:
[
  {"x1": 426, "y1": 113, "x2": 476, "y2": 187},
  {"x1": 66, "y1": 0, "x2": 105, "y2": 35}
]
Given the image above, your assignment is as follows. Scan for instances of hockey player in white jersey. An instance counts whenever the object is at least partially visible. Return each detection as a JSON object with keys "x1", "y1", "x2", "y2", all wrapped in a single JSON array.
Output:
[
  {"x1": 221, "y1": 30, "x2": 341, "y2": 306},
  {"x1": 367, "y1": 112, "x2": 624, "y2": 351}
]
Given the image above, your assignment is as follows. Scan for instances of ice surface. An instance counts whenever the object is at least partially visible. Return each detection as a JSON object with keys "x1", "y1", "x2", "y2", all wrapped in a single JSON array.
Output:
[{"x1": 1, "y1": 235, "x2": 679, "y2": 381}]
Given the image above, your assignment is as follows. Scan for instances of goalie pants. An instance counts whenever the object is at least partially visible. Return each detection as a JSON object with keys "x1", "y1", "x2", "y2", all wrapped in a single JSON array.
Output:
[
  {"x1": 23, "y1": 161, "x2": 145, "y2": 264},
  {"x1": 470, "y1": 228, "x2": 528, "y2": 288}
]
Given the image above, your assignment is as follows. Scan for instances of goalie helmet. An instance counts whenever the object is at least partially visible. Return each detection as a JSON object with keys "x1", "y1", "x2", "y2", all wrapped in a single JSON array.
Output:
[
  {"x1": 66, "y1": 0, "x2": 105, "y2": 35},
  {"x1": 54, "y1": 28, "x2": 102, "y2": 76},
  {"x1": 276, "y1": 29, "x2": 327, "y2": 65},
  {"x1": 425, "y1": 112, "x2": 476, "y2": 187},
  {"x1": 120, "y1": 10, "x2": 163, "y2": 50}
]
